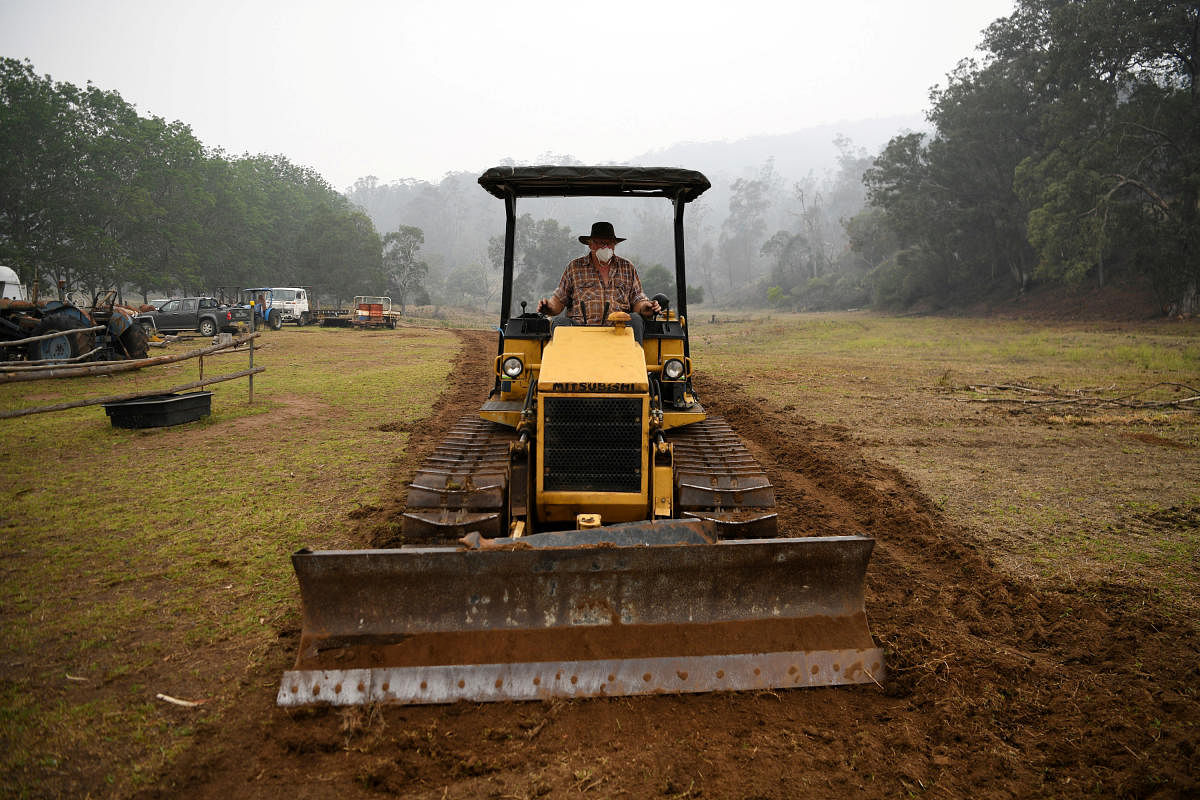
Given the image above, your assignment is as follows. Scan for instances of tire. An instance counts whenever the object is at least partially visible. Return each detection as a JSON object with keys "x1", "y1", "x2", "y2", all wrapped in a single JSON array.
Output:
[
  {"x1": 299, "y1": 312, "x2": 311, "y2": 326},
  {"x1": 119, "y1": 324, "x2": 149, "y2": 359},
  {"x1": 28, "y1": 313, "x2": 94, "y2": 363},
  {"x1": 269, "y1": 311, "x2": 283, "y2": 331},
  {"x1": 198, "y1": 318, "x2": 218, "y2": 337}
]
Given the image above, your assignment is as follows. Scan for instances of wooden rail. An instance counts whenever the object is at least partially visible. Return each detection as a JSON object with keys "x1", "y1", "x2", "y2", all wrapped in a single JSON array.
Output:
[
  {"x1": 0, "y1": 325, "x2": 107, "y2": 347},
  {"x1": 0, "y1": 367, "x2": 266, "y2": 419},
  {"x1": 0, "y1": 331, "x2": 266, "y2": 420},
  {"x1": 0, "y1": 333, "x2": 260, "y2": 382}
]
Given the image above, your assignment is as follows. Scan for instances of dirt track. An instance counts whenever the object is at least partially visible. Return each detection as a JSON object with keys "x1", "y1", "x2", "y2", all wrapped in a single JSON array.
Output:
[{"x1": 139, "y1": 329, "x2": 1198, "y2": 799}]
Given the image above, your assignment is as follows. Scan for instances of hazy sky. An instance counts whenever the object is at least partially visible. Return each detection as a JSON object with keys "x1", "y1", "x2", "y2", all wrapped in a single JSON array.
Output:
[{"x1": 1, "y1": 0, "x2": 1014, "y2": 190}]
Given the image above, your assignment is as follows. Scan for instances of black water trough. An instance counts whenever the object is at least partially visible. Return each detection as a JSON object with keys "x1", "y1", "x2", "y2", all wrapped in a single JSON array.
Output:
[{"x1": 104, "y1": 391, "x2": 212, "y2": 429}]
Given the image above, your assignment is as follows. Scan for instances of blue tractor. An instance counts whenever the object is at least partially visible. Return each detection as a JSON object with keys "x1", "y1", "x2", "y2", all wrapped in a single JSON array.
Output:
[{"x1": 241, "y1": 288, "x2": 285, "y2": 331}]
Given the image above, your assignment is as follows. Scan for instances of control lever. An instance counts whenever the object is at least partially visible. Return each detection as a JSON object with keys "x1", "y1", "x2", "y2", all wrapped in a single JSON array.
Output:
[{"x1": 652, "y1": 293, "x2": 671, "y2": 318}]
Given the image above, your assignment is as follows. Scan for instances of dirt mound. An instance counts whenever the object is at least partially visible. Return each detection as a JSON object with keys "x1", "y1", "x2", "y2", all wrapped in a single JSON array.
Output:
[{"x1": 140, "y1": 331, "x2": 1198, "y2": 799}]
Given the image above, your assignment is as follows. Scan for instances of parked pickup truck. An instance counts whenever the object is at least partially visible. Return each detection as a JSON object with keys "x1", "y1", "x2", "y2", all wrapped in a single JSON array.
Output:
[{"x1": 147, "y1": 297, "x2": 251, "y2": 336}]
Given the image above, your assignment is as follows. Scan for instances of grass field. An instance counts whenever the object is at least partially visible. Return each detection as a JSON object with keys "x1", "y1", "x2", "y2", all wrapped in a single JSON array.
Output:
[
  {"x1": 1, "y1": 312, "x2": 1197, "y2": 797},
  {"x1": 0, "y1": 327, "x2": 459, "y2": 796},
  {"x1": 692, "y1": 312, "x2": 1200, "y2": 611}
]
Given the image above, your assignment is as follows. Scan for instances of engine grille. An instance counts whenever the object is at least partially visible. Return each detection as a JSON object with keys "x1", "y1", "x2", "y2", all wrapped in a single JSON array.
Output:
[{"x1": 542, "y1": 396, "x2": 642, "y2": 492}]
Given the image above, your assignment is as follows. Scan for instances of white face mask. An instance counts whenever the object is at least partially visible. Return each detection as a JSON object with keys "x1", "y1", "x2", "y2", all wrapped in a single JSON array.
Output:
[{"x1": 594, "y1": 247, "x2": 614, "y2": 263}]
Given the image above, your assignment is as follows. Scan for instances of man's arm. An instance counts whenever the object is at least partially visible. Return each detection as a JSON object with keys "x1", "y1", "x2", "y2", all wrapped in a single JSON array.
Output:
[
  {"x1": 537, "y1": 295, "x2": 564, "y2": 315},
  {"x1": 627, "y1": 266, "x2": 659, "y2": 317},
  {"x1": 539, "y1": 264, "x2": 573, "y2": 315}
]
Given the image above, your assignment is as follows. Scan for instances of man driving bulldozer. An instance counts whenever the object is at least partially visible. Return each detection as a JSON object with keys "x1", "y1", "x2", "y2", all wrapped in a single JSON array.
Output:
[{"x1": 537, "y1": 221, "x2": 661, "y2": 344}]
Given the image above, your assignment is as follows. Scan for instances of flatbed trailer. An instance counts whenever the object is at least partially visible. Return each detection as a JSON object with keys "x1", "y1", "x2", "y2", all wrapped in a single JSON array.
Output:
[
  {"x1": 351, "y1": 296, "x2": 399, "y2": 329},
  {"x1": 312, "y1": 308, "x2": 353, "y2": 327}
]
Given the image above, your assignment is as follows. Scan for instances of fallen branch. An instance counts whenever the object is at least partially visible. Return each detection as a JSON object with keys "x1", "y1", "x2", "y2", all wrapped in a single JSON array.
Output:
[
  {"x1": 525, "y1": 718, "x2": 549, "y2": 740},
  {"x1": 155, "y1": 693, "x2": 207, "y2": 708},
  {"x1": 14, "y1": 346, "x2": 105, "y2": 367},
  {"x1": 966, "y1": 383, "x2": 1054, "y2": 394},
  {"x1": 960, "y1": 381, "x2": 1200, "y2": 411},
  {"x1": 861, "y1": 666, "x2": 884, "y2": 690},
  {"x1": 0, "y1": 365, "x2": 265, "y2": 419},
  {"x1": 0, "y1": 324, "x2": 106, "y2": 348}
]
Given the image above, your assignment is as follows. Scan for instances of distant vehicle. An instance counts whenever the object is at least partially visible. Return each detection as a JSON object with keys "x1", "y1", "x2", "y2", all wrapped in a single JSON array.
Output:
[
  {"x1": 351, "y1": 296, "x2": 400, "y2": 329},
  {"x1": 270, "y1": 287, "x2": 312, "y2": 325},
  {"x1": 240, "y1": 287, "x2": 310, "y2": 328},
  {"x1": 149, "y1": 297, "x2": 251, "y2": 336},
  {"x1": 311, "y1": 306, "x2": 353, "y2": 327},
  {"x1": 0, "y1": 266, "x2": 28, "y2": 301}
]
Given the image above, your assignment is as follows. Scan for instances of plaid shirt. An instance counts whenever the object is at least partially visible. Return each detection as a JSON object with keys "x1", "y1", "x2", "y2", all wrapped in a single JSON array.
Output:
[{"x1": 551, "y1": 254, "x2": 649, "y2": 326}]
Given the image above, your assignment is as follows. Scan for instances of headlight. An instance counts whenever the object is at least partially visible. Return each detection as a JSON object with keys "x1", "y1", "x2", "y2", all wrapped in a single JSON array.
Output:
[
  {"x1": 502, "y1": 356, "x2": 524, "y2": 378},
  {"x1": 662, "y1": 358, "x2": 685, "y2": 380}
]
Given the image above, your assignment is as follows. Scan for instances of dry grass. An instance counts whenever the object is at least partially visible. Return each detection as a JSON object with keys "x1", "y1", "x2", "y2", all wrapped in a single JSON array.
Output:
[
  {"x1": 0, "y1": 326, "x2": 458, "y2": 797},
  {"x1": 691, "y1": 311, "x2": 1200, "y2": 616}
]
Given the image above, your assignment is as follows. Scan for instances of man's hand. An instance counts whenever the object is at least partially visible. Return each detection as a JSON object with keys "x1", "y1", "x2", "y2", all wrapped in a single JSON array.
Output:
[
  {"x1": 537, "y1": 297, "x2": 558, "y2": 315},
  {"x1": 636, "y1": 298, "x2": 661, "y2": 317}
]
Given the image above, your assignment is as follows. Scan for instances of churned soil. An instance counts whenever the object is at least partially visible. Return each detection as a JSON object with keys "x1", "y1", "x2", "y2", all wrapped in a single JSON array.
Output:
[{"x1": 138, "y1": 329, "x2": 1198, "y2": 800}]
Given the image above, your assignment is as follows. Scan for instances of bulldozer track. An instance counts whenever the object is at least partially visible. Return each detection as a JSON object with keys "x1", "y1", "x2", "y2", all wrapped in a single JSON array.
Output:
[
  {"x1": 403, "y1": 412, "x2": 777, "y2": 540},
  {"x1": 401, "y1": 415, "x2": 516, "y2": 541},
  {"x1": 666, "y1": 415, "x2": 779, "y2": 536}
]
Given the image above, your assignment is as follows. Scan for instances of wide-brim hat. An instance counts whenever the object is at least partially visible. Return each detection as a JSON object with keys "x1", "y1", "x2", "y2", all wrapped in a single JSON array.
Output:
[{"x1": 579, "y1": 221, "x2": 626, "y2": 245}]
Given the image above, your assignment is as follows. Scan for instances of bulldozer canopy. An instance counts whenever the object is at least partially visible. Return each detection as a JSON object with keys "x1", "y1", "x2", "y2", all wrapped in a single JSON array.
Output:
[{"x1": 478, "y1": 166, "x2": 711, "y2": 202}]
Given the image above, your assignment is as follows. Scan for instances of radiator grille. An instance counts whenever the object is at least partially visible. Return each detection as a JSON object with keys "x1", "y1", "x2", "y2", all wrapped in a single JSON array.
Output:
[{"x1": 543, "y1": 397, "x2": 642, "y2": 492}]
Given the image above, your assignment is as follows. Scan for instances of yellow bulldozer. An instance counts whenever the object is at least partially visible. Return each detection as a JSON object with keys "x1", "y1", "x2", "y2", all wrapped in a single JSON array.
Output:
[{"x1": 278, "y1": 166, "x2": 883, "y2": 706}]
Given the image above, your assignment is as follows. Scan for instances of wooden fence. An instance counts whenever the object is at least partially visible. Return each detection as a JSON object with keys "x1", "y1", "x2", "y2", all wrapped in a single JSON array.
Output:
[{"x1": 0, "y1": 332, "x2": 265, "y2": 420}]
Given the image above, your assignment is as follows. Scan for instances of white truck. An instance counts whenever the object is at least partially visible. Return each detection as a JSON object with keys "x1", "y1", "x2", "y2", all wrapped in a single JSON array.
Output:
[{"x1": 270, "y1": 287, "x2": 312, "y2": 325}]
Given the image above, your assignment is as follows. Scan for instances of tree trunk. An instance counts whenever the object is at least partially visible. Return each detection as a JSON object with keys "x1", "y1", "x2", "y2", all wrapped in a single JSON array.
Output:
[{"x1": 1179, "y1": 282, "x2": 1198, "y2": 317}]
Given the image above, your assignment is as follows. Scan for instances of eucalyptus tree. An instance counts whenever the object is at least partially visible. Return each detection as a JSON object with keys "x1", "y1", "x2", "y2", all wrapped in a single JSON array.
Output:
[
  {"x1": 862, "y1": 55, "x2": 1040, "y2": 307},
  {"x1": 1, "y1": 58, "x2": 391, "y2": 305},
  {"x1": 759, "y1": 139, "x2": 879, "y2": 310},
  {"x1": 488, "y1": 214, "x2": 576, "y2": 315},
  {"x1": 859, "y1": 0, "x2": 1199, "y2": 312},
  {"x1": 717, "y1": 161, "x2": 776, "y2": 296},
  {"x1": 119, "y1": 116, "x2": 210, "y2": 301},
  {"x1": 0, "y1": 59, "x2": 134, "y2": 296},
  {"x1": 0, "y1": 58, "x2": 81, "y2": 289},
  {"x1": 295, "y1": 202, "x2": 383, "y2": 300},
  {"x1": 383, "y1": 225, "x2": 428, "y2": 313},
  {"x1": 999, "y1": 0, "x2": 1200, "y2": 312}
]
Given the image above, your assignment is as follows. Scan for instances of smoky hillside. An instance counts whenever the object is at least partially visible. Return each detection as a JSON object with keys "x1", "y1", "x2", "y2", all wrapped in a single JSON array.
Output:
[
  {"x1": 344, "y1": 117, "x2": 916, "y2": 317},
  {"x1": 347, "y1": 0, "x2": 1200, "y2": 319}
]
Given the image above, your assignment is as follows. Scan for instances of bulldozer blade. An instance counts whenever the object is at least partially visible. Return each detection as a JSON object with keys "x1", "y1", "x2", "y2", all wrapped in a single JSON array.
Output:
[{"x1": 279, "y1": 533, "x2": 883, "y2": 706}]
